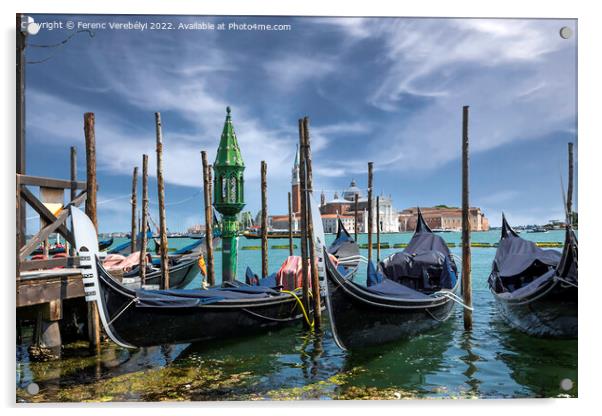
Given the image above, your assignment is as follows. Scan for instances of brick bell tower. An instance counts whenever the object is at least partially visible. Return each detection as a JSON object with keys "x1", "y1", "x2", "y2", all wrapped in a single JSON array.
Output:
[{"x1": 291, "y1": 144, "x2": 301, "y2": 214}]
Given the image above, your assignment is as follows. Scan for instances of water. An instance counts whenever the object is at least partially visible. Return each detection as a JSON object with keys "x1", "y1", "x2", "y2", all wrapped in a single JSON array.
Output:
[{"x1": 16, "y1": 230, "x2": 577, "y2": 401}]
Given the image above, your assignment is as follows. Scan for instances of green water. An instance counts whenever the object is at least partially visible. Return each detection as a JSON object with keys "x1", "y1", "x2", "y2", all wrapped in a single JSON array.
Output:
[{"x1": 16, "y1": 230, "x2": 577, "y2": 401}]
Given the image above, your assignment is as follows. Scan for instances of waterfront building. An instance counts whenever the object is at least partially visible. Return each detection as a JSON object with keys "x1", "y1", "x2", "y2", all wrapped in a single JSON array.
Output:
[
  {"x1": 398, "y1": 206, "x2": 490, "y2": 232},
  {"x1": 321, "y1": 214, "x2": 355, "y2": 234},
  {"x1": 319, "y1": 180, "x2": 399, "y2": 232}
]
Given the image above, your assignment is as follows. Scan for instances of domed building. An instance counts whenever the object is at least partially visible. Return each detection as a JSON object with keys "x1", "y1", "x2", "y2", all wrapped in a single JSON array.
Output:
[{"x1": 319, "y1": 180, "x2": 400, "y2": 233}]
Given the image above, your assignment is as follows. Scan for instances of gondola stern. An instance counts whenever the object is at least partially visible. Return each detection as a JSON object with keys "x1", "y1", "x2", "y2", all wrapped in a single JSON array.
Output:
[
  {"x1": 415, "y1": 207, "x2": 433, "y2": 234},
  {"x1": 501, "y1": 213, "x2": 519, "y2": 239}
]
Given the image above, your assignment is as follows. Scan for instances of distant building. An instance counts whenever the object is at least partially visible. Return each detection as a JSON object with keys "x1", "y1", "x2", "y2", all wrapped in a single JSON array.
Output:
[
  {"x1": 319, "y1": 180, "x2": 399, "y2": 232},
  {"x1": 398, "y1": 206, "x2": 490, "y2": 232},
  {"x1": 322, "y1": 214, "x2": 355, "y2": 234},
  {"x1": 187, "y1": 224, "x2": 206, "y2": 234}
]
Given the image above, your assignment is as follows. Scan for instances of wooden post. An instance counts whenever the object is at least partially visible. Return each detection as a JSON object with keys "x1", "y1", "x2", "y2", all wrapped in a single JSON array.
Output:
[
  {"x1": 298, "y1": 119, "x2": 311, "y2": 327},
  {"x1": 354, "y1": 193, "x2": 359, "y2": 241},
  {"x1": 69, "y1": 146, "x2": 77, "y2": 257},
  {"x1": 288, "y1": 191, "x2": 294, "y2": 256},
  {"x1": 130, "y1": 167, "x2": 138, "y2": 253},
  {"x1": 201, "y1": 151, "x2": 215, "y2": 286},
  {"x1": 261, "y1": 161, "x2": 269, "y2": 278},
  {"x1": 84, "y1": 112, "x2": 101, "y2": 353},
  {"x1": 367, "y1": 162, "x2": 373, "y2": 264},
  {"x1": 16, "y1": 14, "x2": 26, "y2": 256},
  {"x1": 155, "y1": 112, "x2": 170, "y2": 289},
  {"x1": 461, "y1": 105, "x2": 473, "y2": 331},
  {"x1": 140, "y1": 155, "x2": 149, "y2": 285},
  {"x1": 376, "y1": 195, "x2": 381, "y2": 262},
  {"x1": 303, "y1": 116, "x2": 322, "y2": 329},
  {"x1": 567, "y1": 142, "x2": 574, "y2": 221}
]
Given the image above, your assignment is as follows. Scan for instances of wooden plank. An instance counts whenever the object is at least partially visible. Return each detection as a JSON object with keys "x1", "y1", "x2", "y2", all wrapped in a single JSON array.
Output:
[
  {"x1": 16, "y1": 273, "x2": 84, "y2": 308},
  {"x1": 19, "y1": 192, "x2": 86, "y2": 261},
  {"x1": 17, "y1": 174, "x2": 86, "y2": 190},
  {"x1": 19, "y1": 256, "x2": 81, "y2": 272},
  {"x1": 20, "y1": 186, "x2": 74, "y2": 246}
]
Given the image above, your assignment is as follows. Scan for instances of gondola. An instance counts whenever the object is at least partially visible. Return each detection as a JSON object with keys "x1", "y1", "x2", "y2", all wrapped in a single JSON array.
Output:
[
  {"x1": 99, "y1": 237, "x2": 114, "y2": 251},
  {"x1": 323, "y1": 211, "x2": 462, "y2": 350},
  {"x1": 71, "y1": 206, "x2": 310, "y2": 348},
  {"x1": 487, "y1": 214, "x2": 577, "y2": 338},
  {"x1": 120, "y1": 256, "x2": 201, "y2": 289}
]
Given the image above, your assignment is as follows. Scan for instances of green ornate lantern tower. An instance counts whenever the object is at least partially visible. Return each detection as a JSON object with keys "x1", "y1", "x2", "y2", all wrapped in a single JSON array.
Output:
[{"x1": 213, "y1": 107, "x2": 245, "y2": 281}]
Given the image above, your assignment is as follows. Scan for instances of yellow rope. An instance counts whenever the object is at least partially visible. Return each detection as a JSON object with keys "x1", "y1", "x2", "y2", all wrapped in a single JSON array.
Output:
[{"x1": 281, "y1": 289, "x2": 314, "y2": 330}]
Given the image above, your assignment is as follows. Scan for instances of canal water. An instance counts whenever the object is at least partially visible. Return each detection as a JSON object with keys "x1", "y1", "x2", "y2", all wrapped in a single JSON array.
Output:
[{"x1": 16, "y1": 230, "x2": 577, "y2": 401}]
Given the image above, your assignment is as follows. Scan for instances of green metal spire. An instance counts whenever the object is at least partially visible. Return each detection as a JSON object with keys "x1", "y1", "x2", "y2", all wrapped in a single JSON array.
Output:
[
  {"x1": 212, "y1": 106, "x2": 246, "y2": 281},
  {"x1": 214, "y1": 106, "x2": 245, "y2": 169}
]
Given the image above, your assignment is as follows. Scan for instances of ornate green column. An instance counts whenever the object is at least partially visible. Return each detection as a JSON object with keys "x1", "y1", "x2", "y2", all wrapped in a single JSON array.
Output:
[{"x1": 213, "y1": 107, "x2": 245, "y2": 282}]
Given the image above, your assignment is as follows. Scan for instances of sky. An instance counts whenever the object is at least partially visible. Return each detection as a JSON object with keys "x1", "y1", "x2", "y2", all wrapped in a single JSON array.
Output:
[{"x1": 23, "y1": 15, "x2": 577, "y2": 233}]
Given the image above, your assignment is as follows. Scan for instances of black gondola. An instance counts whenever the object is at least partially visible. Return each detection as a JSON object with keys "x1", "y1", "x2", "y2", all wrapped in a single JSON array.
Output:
[
  {"x1": 323, "y1": 212, "x2": 462, "y2": 350},
  {"x1": 71, "y1": 206, "x2": 309, "y2": 349},
  {"x1": 120, "y1": 256, "x2": 201, "y2": 290},
  {"x1": 99, "y1": 237, "x2": 114, "y2": 251},
  {"x1": 487, "y1": 214, "x2": 577, "y2": 338}
]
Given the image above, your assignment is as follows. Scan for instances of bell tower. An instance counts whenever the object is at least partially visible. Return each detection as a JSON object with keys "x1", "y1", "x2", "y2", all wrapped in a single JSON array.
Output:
[{"x1": 213, "y1": 107, "x2": 245, "y2": 281}]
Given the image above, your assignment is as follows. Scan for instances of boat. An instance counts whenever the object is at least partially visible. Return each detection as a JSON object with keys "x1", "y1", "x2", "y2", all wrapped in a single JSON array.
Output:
[
  {"x1": 487, "y1": 214, "x2": 577, "y2": 338},
  {"x1": 243, "y1": 229, "x2": 302, "y2": 239},
  {"x1": 526, "y1": 226, "x2": 549, "y2": 234},
  {"x1": 99, "y1": 237, "x2": 113, "y2": 251},
  {"x1": 322, "y1": 211, "x2": 462, "y2": 350},
  {"x1": 119, "y1": 256, "x2": 201, "y2": 290},
  {"x1": 71, "y1": 206, "x2": 311, "y2": 349}
]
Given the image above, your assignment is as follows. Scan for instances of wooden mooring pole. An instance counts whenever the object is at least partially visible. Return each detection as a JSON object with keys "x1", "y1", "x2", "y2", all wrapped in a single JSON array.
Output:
[
  {"x1": 155, "y1": 112, "x2": 170, "y2": 289},
  {"x1": 69, "y1": 146, "x2": 77, "y2": 256},
  {"x1": 354, "y1": 193, "x2": 359, "y2": 241},
  {"x1": 303, "y1": 116, "x2": 321, "y2": 329},
  {"x1": 130, "y1": 166, "x2": 138, "y2": 253},
  {"x1": 261, "y1": 161, "x2": 269, "y2": 278},
  {"x1": 288, "y1": 191, "x2": 294, "y2": 256},
  {"x1": 140, "y1": 155, "x2": 149, "y2": 285},
  {"x1": 567, "y1": 142, "x2": 574, "y2": 221},
  {"x1": 376, "y1": 195, "x2": 381, "y2": 262},
  {"x1": 367, "y1": 162, "x2": 373, "y2": 264},
  {"x1": 84, "y1": 112, "x2": 101, "y2": 353},
  {"x1": 298, "y1": 119, "x2": 311, "y2": 328},
  {"x1": 201, "y1": 151, "x2": 215, "y2": 286},
  {"x1": 461, "y1": 105, "x2": 473, "y2": 331}
]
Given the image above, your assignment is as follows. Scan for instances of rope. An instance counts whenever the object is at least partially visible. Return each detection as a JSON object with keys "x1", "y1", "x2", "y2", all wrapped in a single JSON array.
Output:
[
  {"x1": 432, "y1": 291, "x2": 474, "y2": 311},
  {"x1": 107, "y1": 297, "x2": 139, "y2": 326},
  {"x1": 281, "y1": 289, "x2": 314, "y2": 330},
  {"x1": 555, "y1": 276, "x2": 578, "y2": 288}
]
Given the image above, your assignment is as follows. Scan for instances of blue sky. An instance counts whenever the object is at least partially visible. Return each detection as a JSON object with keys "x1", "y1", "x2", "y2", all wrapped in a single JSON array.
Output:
[{"x1": 24, "y1": 15, "x2": 577, "y2": 233}]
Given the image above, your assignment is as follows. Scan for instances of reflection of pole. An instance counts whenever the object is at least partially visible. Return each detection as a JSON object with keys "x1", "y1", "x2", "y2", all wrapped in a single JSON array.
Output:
[
  {"x1": 303, "y1": 117, "x2": 321, "y2": 329},
  {"x1": 261, "y1": 161, "x2": 268, "y2": 277},
  {"x1": 140, "y1": 155, "x2": 149, "y2": 285},
  {"x1": 155, "y1": 112, "x2": 170, "y2": 289},
  {"x1": 201, "y1": 151, "x2": 215, "y2": 286},
  {"x1": 461, "y1": 106, "x2": 473, "y2": 331}
]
